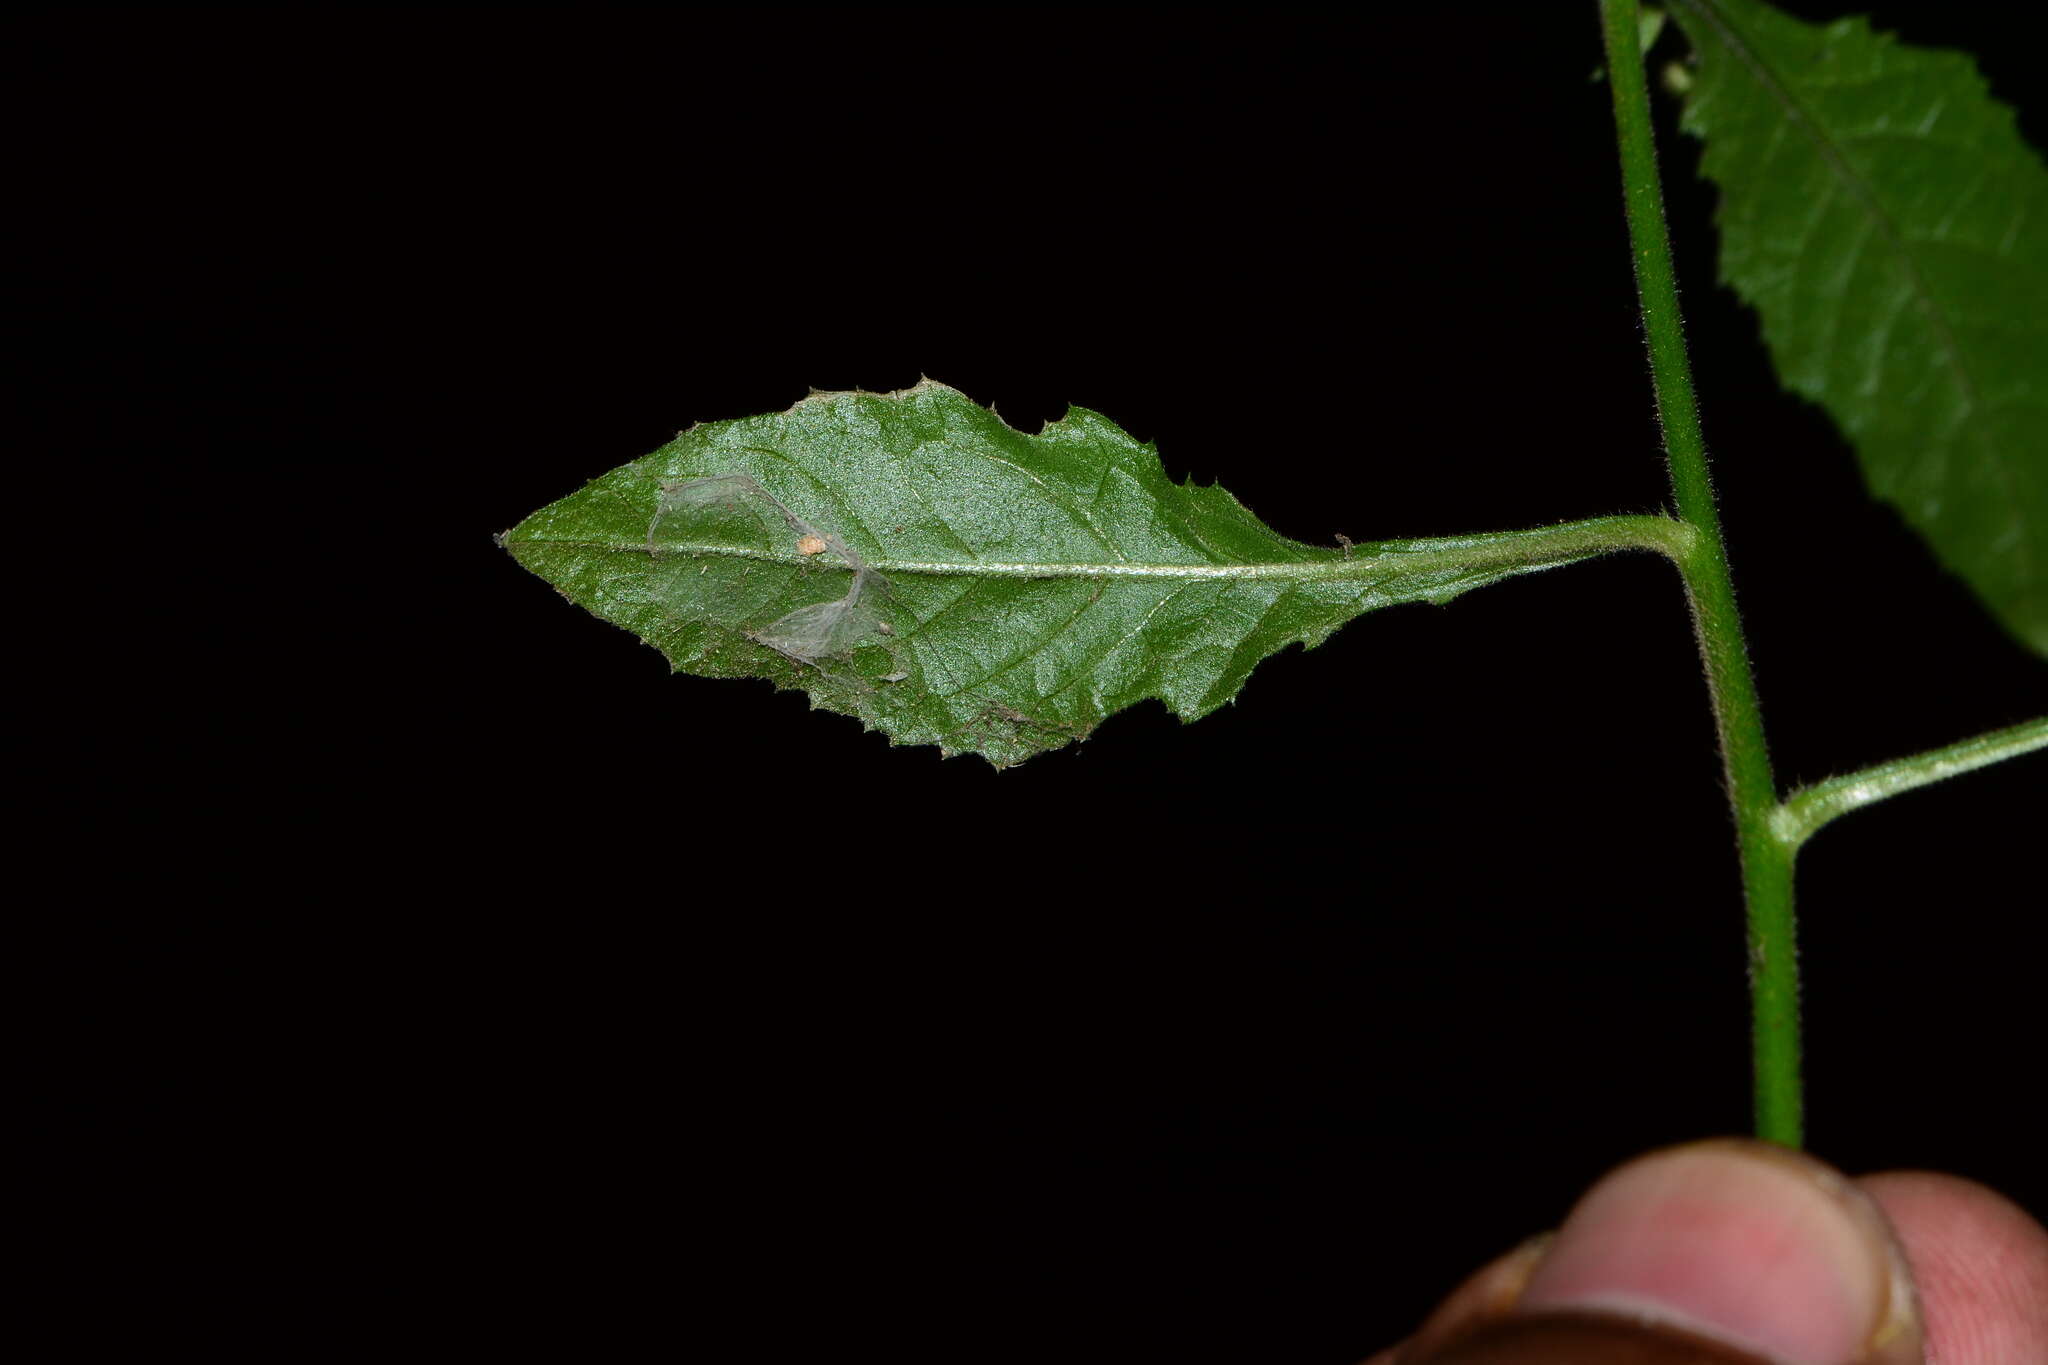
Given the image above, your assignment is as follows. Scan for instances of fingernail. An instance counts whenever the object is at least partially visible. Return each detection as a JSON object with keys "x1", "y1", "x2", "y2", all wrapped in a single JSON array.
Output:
[{"x1": 1516, "y1": 1140, "x2": 1918, "y2": 1364}]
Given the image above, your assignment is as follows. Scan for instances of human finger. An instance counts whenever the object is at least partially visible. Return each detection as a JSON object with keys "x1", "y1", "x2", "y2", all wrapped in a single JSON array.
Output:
[
  {"x1": 1382, "y1": 1139, "x2": 1921, "y2": 1365},
  {"x1": 1856, "y1": 1171, "x2": 2048, "y2": 1365}
]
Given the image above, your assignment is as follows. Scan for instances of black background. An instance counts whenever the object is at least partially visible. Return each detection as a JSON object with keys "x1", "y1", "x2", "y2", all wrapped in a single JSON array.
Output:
[{"x1": 26, "y1": 4, "x2": 2045, "y2": 1361}]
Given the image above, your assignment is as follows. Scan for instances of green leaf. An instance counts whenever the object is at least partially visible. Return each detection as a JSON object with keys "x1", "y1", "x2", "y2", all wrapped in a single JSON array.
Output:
[
  {"x1": 501, "y1": 381, "x2": 1675, "y2": 767},
  {"x1": 1668, "y1": 0, "x2": 2048, "y2": 655}
]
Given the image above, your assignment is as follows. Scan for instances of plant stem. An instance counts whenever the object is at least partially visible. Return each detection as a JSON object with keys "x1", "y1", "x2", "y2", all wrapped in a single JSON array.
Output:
[
  {"x1": 1597, "y1": 0, "x2": 1803, "y2": 1147},
  {"x1": 1774, "y1": 717, "x2": 2048, "y2": 851}
]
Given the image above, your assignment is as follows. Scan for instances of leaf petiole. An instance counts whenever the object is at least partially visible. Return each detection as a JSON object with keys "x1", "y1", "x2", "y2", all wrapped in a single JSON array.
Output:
[{"x1": 1773, "y1": 717, "x2": 2048, "y2": 851}]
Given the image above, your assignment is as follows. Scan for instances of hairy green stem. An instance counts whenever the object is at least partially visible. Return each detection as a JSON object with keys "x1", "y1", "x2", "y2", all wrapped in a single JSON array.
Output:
[
  {"x1": 1598, "y1": 0, "x2": 1802, "y2": 1147},
  {"x1": 1775, "y1": 717, "x2": 2048, "y2": 851}
]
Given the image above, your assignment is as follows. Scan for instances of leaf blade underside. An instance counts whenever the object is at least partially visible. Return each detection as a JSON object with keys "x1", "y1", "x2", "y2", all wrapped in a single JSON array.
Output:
[
  {"x1": 1670, "y1": 0, "x2": 2048, "y2": 656},
  {"x1": 503, "y1": 381, "x2": 1643, "y2": 767}
]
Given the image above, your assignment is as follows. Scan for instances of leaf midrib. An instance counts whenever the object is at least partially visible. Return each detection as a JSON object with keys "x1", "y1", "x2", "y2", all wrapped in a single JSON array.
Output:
[
  {"x1": 516, "y1": 536, "x2": 1405, "y2": 582},
  {"x1": 511, "y1": 513, "x2": 1684, "y2": 582}
]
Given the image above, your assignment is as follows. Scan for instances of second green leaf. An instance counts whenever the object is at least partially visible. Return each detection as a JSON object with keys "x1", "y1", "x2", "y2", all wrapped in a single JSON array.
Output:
[{"x1": 1669, "y1": 0, "x2": 2048, "y2": 655}]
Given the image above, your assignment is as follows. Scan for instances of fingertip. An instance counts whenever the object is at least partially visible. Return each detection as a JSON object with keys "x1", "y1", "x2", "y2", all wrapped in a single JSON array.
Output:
[
  {"x1": 1515, "y1": 1139, "x2": 1918, "y2": 1365},
  {"x1": 1857, "y1": 1171, "x2": 2048, "y2": 1365}
]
